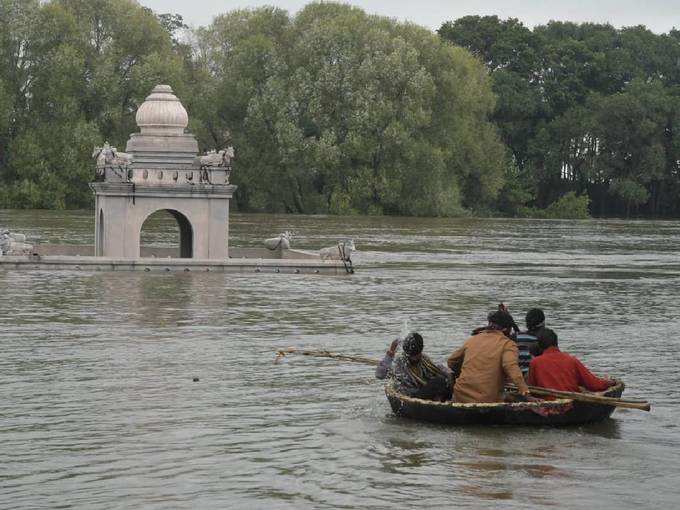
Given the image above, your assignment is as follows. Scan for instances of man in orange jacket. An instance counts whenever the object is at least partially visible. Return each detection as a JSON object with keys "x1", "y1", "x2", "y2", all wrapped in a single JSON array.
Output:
[
  {"x1": 447, "y1": 310, "x2": 530, "y2": 403},
  {"x1": 527, "y1": 328, "x2": 616, "y2": 392}
]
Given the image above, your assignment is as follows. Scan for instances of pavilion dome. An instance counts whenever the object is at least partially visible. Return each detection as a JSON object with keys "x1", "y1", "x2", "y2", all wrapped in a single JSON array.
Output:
[{"x1": 135, "y1": 84, "x2": 188, "y2": 135}]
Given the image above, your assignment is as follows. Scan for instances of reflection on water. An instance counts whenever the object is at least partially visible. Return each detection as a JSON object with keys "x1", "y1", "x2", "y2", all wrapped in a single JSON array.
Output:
[
  {"x1": 1, "y1": 209, "x2": 680, "y2": 509},
  {"x1": 580, "y1": 419, "x2": 622, "y2": 440}
]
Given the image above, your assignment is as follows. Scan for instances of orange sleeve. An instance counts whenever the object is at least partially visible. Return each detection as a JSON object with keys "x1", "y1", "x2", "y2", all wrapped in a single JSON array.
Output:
[{"x1": 447, "y1": 344, "x2": 466, "y2": 377}]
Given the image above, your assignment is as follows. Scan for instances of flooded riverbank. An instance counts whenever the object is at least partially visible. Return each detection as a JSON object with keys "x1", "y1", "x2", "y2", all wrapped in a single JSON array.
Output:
[{"x1": 1, "y1": 210, "x2": 679, "y2": 508}]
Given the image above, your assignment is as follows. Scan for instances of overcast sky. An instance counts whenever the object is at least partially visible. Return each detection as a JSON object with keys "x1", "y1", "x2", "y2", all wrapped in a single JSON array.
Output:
[{"x1": 138, "y1": 0, "x2": 680, "y2": 34}]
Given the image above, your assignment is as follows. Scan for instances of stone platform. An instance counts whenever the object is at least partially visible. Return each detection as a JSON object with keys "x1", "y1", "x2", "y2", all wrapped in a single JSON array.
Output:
[
  {"x1": 0, "y1": 85, "x2": 356, "y2": 277},
  {"x1": 0, "y1": 254, "x2": 351, "y2": 275}
]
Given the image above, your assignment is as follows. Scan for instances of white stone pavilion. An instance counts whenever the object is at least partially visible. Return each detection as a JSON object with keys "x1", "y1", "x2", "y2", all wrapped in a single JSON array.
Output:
[
  {"x1": 1, "y1": 85, "x2": 352, "y2": 275},
  {"x1": 90, "y1": 85, "x2": 235, "y2": 260}
]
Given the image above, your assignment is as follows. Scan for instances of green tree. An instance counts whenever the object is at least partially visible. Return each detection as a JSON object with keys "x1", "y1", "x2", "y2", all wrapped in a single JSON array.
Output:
[
  {"x1": 440, "y1": 15, "x2": 680, "y2": 218},
  {"x1": 197, "y1": 3, "x2": 505, "y2": 216},
  {"x1": 0, "y1": 0, "x2": 186, "y2": 208},
  {"x1": 590, "y1": 80, "x2": 670, "y2": 216}
]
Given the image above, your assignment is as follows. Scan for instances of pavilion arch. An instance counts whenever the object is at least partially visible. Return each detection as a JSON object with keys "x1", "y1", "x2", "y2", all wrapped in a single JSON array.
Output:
[{"x1": 139, "y1": 208, "x2": 194, "y2": 259}]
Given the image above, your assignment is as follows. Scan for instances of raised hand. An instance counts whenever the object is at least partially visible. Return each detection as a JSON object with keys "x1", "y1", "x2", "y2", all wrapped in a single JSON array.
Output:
[{"x1": 388, "y1": 338, "x2": 400, "y2": 356}]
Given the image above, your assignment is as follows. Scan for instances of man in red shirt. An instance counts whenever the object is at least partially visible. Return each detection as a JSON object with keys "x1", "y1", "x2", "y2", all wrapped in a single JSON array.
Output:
[{"x1": 527, "y1": 328, "x2": 616, "y2": 392}]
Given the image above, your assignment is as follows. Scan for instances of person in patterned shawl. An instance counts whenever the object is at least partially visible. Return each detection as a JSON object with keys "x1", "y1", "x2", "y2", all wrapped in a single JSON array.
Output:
[{"x1": 375, "y1": 332, "x2": 451, "y2": 401}]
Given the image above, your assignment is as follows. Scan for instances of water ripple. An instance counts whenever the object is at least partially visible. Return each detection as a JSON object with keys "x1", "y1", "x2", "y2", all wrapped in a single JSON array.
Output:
[{"x1": 1, "y1": 211, "x2": 680, "y2": 508}]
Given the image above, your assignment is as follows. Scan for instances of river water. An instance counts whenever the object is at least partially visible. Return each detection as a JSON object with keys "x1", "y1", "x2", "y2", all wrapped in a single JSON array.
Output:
[{"x1": 1, "y1": 210, "x2": 679, "y2": 509}]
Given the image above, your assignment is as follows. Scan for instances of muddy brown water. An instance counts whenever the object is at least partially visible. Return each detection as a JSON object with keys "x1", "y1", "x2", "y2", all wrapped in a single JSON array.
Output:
[{"x1": 1, "y1": 209, "x2": 679, "y2": 509}]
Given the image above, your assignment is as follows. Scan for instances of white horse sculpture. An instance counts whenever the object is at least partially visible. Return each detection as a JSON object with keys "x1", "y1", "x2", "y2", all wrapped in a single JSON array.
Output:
[
  {"x1": 319, "y1": 240, "x2": 355, "y2": 261},
  {"x1": 92, "y1": 142, "x2": 133, "y2": 176},
  {"x1": 264, "y1": 231, "x2": 293, "y2": 250},
  {"x1": 199, "y1": 147, "x2": 234, "y2": 169},
  {"x1": 0, "y1": 231, "x2": 33, "y2": 256}
]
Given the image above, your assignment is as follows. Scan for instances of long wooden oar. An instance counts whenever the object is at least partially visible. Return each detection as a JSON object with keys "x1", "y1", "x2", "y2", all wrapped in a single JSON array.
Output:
[
  {"x1": 275, "y1": 347, "x2": 379, "y2": 366},
  {"x1": 526, "y1": 385, "x2": 650, "y2": 411},
  {"x1": 505, "y1": 384, "x2": 651, "y2": 411},
  {"x1": 276, "y1": 347, "x2": 651, "y2": 411}
]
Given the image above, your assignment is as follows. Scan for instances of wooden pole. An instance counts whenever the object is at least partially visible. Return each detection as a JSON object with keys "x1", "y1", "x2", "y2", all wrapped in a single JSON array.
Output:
[
  {"x1": 508, "y1": 384, "x2": 651, "y2": 411},
  {"x1": 275, "y1": 347, "x2": 380, "y2": 366},
  {"x1": 276, "y1": 348, "x2": 651, "y2": 411}
]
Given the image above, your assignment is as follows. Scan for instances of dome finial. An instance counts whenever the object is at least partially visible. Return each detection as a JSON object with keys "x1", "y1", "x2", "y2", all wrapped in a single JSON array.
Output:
[{"x1": 135, "y1": 84, "x2": 188, "y2": 135}]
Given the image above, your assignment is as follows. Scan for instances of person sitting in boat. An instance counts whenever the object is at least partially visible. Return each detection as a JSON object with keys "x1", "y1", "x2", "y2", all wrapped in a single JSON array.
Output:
[
  {"x1": 471, "y1": 303, "x2": 520, "y2": 339},
  {"x1": 514, "y1": 308, "x2": 545, "y2": 376},
  {"x1": 527, "y1": 328, "x2": 616, "y2": 393},
  {"x1": 375, "y1": 333, "x2": 451, "y2": 401},
  {"x1": 447, "y1": 310, "x2": 530, "y2": 403}
]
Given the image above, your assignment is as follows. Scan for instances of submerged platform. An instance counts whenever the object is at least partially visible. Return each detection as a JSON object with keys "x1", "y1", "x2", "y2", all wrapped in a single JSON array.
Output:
[
  {"x1": 0, "y1": 244, "x2": 354, "y2": 275},
  {"x1": 0, "y1": 254, "x2": 351, "y2": 275}
]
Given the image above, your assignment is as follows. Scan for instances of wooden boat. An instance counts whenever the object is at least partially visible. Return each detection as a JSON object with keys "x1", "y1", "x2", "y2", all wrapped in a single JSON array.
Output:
[{"x1": 385, "y1": 380, "x2": 625, "y2": 426}]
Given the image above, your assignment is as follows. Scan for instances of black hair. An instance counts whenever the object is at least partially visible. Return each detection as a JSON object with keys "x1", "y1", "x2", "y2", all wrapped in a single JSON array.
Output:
[
  {"x1": 402, "y1": 332, "x2": 424, "y2": 356},
  {"x1": 526, "y1": 308, "x2": 546, "y2": 331},
  {"x1": 537, "y1": 328, "x2": 558, "y2": 350},
  {"x1": 488, "y1": 310, "x2": 515, "y2": 330}
]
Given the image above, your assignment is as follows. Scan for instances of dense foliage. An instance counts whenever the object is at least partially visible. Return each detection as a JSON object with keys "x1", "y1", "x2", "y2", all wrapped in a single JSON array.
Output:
[
  {"x1": 0, "y1": 0, "x2": 186, "y2": 208},
  {"x1": 2, "y1": 1, "x2": 680, "y2": 218},
  {"x1": 195, "y1": 4, "x2": 508, "y2": 216},
  {"x1": 439, "y1": 16, "x2": 680, "y2": 218},
  {"x1": 0, "y1": 0, "x2": 504, "y2": 216}
]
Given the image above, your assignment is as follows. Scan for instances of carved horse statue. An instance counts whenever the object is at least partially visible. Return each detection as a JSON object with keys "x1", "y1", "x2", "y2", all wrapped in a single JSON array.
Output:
[
  {"x1": 264, "y1": 231, "x2": 293, "y2": 250},
  {"x1": 319, "y1": 240, "x2": 356, "y2": 261},
  {"x1": 92, "y1": 142, "x2": 133, "y2": 178},
  {"x1": 199, "y1": 147, "x2": 234, "y2": 169}
]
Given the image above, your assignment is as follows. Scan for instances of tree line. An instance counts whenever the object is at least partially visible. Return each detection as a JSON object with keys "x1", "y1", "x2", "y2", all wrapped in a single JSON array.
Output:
[
  {"x1": 439, "y1": 16, "x2": 680, "y2": 218},
  {"x1": 1, "y1": 1, "x2": 678, "y2": 218}
]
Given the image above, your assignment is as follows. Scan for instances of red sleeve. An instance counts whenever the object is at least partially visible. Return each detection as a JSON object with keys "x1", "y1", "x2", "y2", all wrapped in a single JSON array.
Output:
[
  {"x1": 527, "y1": 361, "x2": 536, "y2": 387},
  {"x1": 574, "y1": 357, "x2": 611, "y2": 392}
]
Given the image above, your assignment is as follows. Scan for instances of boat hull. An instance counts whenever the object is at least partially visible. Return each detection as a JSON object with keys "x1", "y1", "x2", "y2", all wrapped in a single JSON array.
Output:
[{"x1": 385, "y1": 381, "x2": 625, "y2": 426}]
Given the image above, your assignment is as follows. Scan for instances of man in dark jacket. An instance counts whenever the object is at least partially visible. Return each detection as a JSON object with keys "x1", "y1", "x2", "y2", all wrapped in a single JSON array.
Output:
[
  {"x1": 375, "y1": 333, "x2": 451, "y2": 401},
  {"x1": 514, "y1": 308, "x2": 545, "y2": 376}
]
